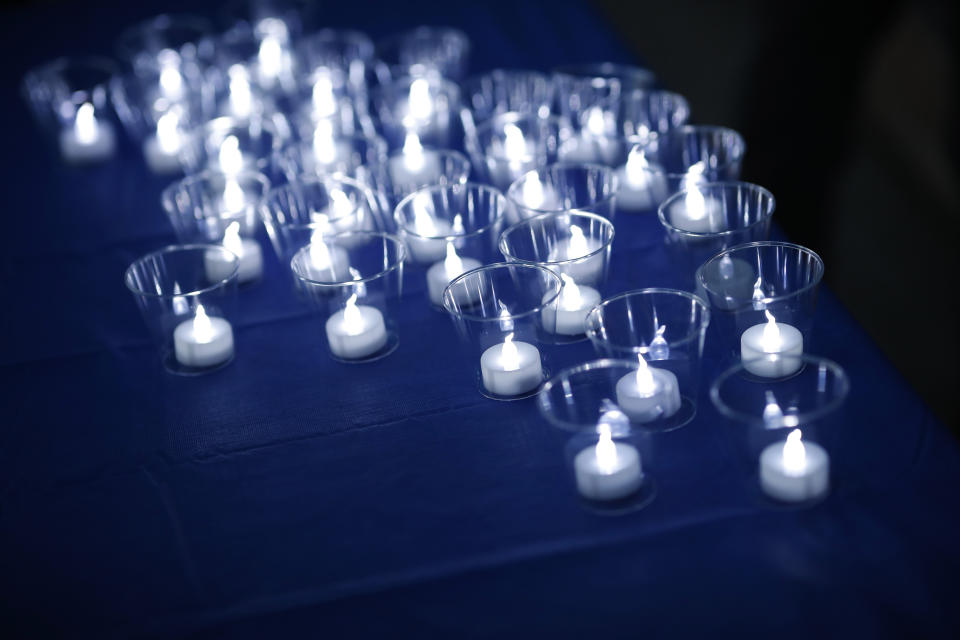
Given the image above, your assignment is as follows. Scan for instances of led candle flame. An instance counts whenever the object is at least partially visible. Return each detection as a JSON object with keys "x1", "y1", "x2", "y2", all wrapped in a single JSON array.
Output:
[
  {"x1": 258, "y1": 34, "x2": 284, "y2": 79},
  {"x1": 312, "y1": 73, "x2": 337, "y2": 118},
  {"x1": 761, "y1": 310, "x2": 782, "y2": 353},
  {"x1": 498, "y1": 303, "x2": 515, "y2": 332},
  {"x1": 559, "y1": 274, "x2": 583, "y2": 311},
  {"x1": 595, "y1": 423, "x2": 619, "y2": 474},
  {"x1": 782, "y1": 429, "x2": 807, "y2": 475},
  {"x1": 172, "y1": 283, "x2": 188, "y2": 316},
  {"x1": 763, "y1": 390, "x2": 784, "y2": 427},
  {"x1": 408, "y1": 78, "x2": 434, "y2": 121},
  {"x1": 222, "y1": 178, "x2": 246, "y2": 214},
  {"x1": 156, "y1": 111, "x2": 181, "y2": 154},
  {"x1": 501, "y1": 333, "x2": 521, "y2": 371},
  {"x1": 522, "y1": 176, "x2": 545, "y2": 208},
  {"x1": 342, "y1": 294, "x2": 365, "y2": 336},
  {"x1": 402, "y1": 132, "x2": 426, "y2": 173},
  {"x1": 312, "y1": 119, "x2": 336, "y2": 164},
  {"x1": 625, "y1": 148, "x2": 649, "y2": 187},
  {"x1": 635, "y1": 354, "x2": 656, "y2": 397},
  {"x1": 223, "y1": 221, "x2": 243, "y2": 254},
  {"x1": 75, "y1": 102, "x2": 99, "y2": 145},
  {"x1": 330, "y1": 189, "x2": 355, "y2": 219},
  {"x1": 567, "y1": 225, "x2": 589, "y2": 258},
  {"x1": 228, "y1": 65, "x2": 253, "y2": 118},
  {"x1": 503, "y1": 123, "x2": 527, "y2": 161},
  {"x1": 219, "y1": 135, "x2": 244, "y2": 175},
  {"x1": 310, "y1": 236, "x2": 333, "y2": 270},
  {"x1": 413, "y1": 195, "x2": 437, "y2": 236},
  {"x1": 585, "y1": 107, "x2": 606, "y2": 137},
  {"x1": 159, "y1": 64, "x2": 184, "y2": 100},
  {"x1": 451, "y1": 213, "x2": 465, "y2": 235},
  {"x1": 444, "y1": 241, "x2": 464, "y2": 274},
  {"x1": 192, "y1": 304, "x2": 214, "y2": 343}
]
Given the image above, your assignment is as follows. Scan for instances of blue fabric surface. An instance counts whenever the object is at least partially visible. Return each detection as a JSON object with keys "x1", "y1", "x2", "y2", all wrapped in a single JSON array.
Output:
[{"x1": 1, "y1": 1, "x2": 959, "y2": 638}]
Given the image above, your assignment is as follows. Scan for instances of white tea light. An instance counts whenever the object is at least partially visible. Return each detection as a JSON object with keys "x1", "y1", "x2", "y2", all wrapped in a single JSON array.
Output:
[
  {"x1": 669, "y1": 185, "x2": 724, "y2": 233},
  {"x1": 759, "y1": 429, "x2": 830, "y2": 502},
  {"x1": 59, "y1": 102, "x2": 116, "y2": 164},
  {"x1": 173, "y1": 304, "x2": 235, "y2": 368},
  {"x1": 615, "y1": 354, "x2": 682, "y2": 423},
  {"x1": 427, "y1": 243, "x2": 481, "y2": 306},
  {"x1": 143, "y1": 111, "x2": 183, "y2": 174},
  {"x1": 540, "y1": 274, "x2": 601, "y2": 335},
  {"x1": 389, "y1": 132, "x2": 442, "y2": 187},
  {"x1": 205, "y1": 222, "x2": 263, "y2": 284},
  {"x1": 325, "y1": 294, "x2": 388, "y2": 360},
  {"x1": 574, "y1": 410, "x2": 643, "y2": 501},
  {"x1": 404, "y1": 195, "x2": 454, "y2": 263},
  {"x1": 479, "y1": 332, "x2": 543, "y2": 396},
  {"x1": 741, "y1": 310, "x2": 804, "y2": 378},
  {"x1": 615, "y1": 148, "x2": 668, "y2": 211}
]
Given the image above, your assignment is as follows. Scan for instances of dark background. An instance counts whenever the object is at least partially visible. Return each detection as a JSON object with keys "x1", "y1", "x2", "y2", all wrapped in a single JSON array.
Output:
[{"x1": 2, "y1": 0, "x2": 957, "y2": 427}]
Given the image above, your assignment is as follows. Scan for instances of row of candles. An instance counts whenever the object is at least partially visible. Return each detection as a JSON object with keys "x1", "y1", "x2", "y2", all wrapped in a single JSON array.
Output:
[{"x1": 28, "y1": 4, "x2": 846, "y2": 512}]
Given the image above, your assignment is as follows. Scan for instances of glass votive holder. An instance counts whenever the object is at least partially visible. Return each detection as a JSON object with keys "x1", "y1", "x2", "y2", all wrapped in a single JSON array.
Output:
[
  {"x1": 695, "y1": 242, "x2": 825, "y2": 377},
  {"x1": 553, "y1": 62, "x2": 656, "y2": 118},
  {"x1": 460, "y1": 69, "x2": 554, "y2": 136},
  {"x1": 710, "y1": 354, "x2": 850, "y2": 507},
  {"x1": 584, "y1": 289, "x2": 710, "y2": 431},
  {"x1": 374, "y1": 26, "x2": 470, "y2": 81},
  {"x1": 394, "y1": 183, "x2": 508, "y2": 306},
  {"x1": 180, "y1": 115, "x2": 287, "y2": 175},
  {"x1": 442, "y1": 263, "x2": 563, "y2": 400},
  {"x1": 372, "y1": 75, "x2": 462, "y2": 149},
  {"x1": 217, "y1": 22, "x2": 299, "y2": 96},
  {"x1": 260, "y1": 175, "x2": 378, "y2": 264},
  {"x1": 498, "y1": 212, "x2": 614, "y2": 341},
  {"x1": 297, "y1": 29, "x2": 375, "y2": 96},
  {"x1": 506, "y1": 163, "x2": 618, "y2": 224},
  {"x1": 658, "y1": 181, "x2": 775, "y2": 284},
  {"x1": 162, "y1": 170, "x2": 272, "y2": 284},
  {"x1": 124, "y1": 245, "x2": 240, "y2": 375},
  {"x1": 115, "y1": 14, "x2": 216, "y2": 78},
  {"x1": 23, "y1": 56, "x2": 120, "y2": 164},
  {"x1": 632, "y1": 125, "x2": 746, "y2": 209},
  {"x1": 466, "y1": 113, "x2": 574, "y2": 193},
  {"x1": 383, "y1": 140, "x2": 471, "y2": 204},
  {"x1": 538, "y1": 360, "x2": 659, "y2": 513},
  {"x1": 290, "y1": 231, "x2": 405, "y2": 362}
]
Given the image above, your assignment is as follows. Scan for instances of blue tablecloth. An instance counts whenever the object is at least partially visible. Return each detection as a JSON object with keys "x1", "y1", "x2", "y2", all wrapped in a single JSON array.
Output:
[{"x1": 2, "y1": 1, "x2": 958, "y2": 637}]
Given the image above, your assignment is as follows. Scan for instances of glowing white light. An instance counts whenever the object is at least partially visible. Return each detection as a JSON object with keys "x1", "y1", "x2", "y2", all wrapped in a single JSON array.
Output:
[
  {"x1": 624, "y1": 148, "x2": 649, "y2": 187},
  {"x1": 312, "y1": 73, "x2": 337, "y2": 118},
  {"x1": 413, "y1": 195, "x2": 438, "y2": 236},
  {"x1": 522, "y1": 176, "x2": 545, "y2": 208},
  {"x1": 172, "y1": 282, "x2": 188, "y2": 315},
  {"x1": 222, "y1": 178, "x2": 246, "y2": 214},
  {"x1": 763, "y1": 390, "x2": 784, "y2": 427},
  {"x1": 443, "y1": 242, "x2": 464, "y2": 275},
  {"x1": 342, "y1": 293, "x2": 366, "y2": 336},
  {"x1": 330, "y1": 189, "x2": 356, "y2": 219},
  {"x1": 312, "y1": 120, "x2": 337, "y2": 165},
  {"x1": 74, "y1": 102, "x2": 99, "y2": 145},
  {"x1": 567, "y1": 225, "x2": 589, "y2": 258},
  {"x1": 635, "y1": 353, "x2": 656, "y2": 397},
  {"x1": 349, "y1": 266, "x2": 367, "y2": 298},
  {"x1": 159, "y1": 67, "x2": 184, "y2": 100},
  {"x1": 451, "y1": 213, "x2": 465, "y2": 235},
  {"x1": 782, "y1": 429, "x2": 807, "y2": 475},
  {"x1": 258, "y1": 34, "x2": 284, "y2": 79},
  {"x1": 595, "y1": 422, "x2": 619, "y2": 474},
  {"x1": 718, "y1": 254, "x2": 736, "y2": 280},
  {"x1": 222, "y1": 221, "x2": 244, "y2": 255},
  {"x1": 585, "y1": 107, "x2": 606, "y2": 137},
  {"x1": 498, "y1": 303, "x2": 514, "y2": 332},
  {"x1": 408, "y1": 78, "x2": 434, "y2": 121},
  {"x1": 752, "y1": 276, "x2": 766, "y2": 309},
  {"x1": 228, "y1": 65, "x2": 253, "y2": 118},
  {"x1": 501, "y1": 332, "x2": 521, "y2": 371},
  {"x1": 649, "y1": 323, "x2": 669, "y2": 360},
  {"x1": 760, "y1": 310, "x2": 782, "y2": 353},
  {"x1": 503, "y1": 123, "x2": 527, "y2": 161},
  {"x1": 309, "y1": 236, "x2": 333, "y2": 270},
  {"x1": 192, "y1": 304, "x2": 214, "y2": 343},
  {"x1": 684, "y1": 186, "x2": 708, "y2": 225},
  {"x1": 218, "y1": 135, "x2": 244, "y2": 175},
  {"x1": 156, "y1": 110, "x2": 181, "y2": 154},
  {"x1": 559, "y1": 274, "x2": 583, "y2": 311},
  {"x1": 402, "y1": 131, "x2": 426, "y2": 173}
]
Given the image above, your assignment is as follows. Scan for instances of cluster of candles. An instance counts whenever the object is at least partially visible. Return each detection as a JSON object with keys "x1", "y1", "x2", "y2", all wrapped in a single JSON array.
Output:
[{"x1": 31, "y1": 3, "x2": 839, "y2": 510}]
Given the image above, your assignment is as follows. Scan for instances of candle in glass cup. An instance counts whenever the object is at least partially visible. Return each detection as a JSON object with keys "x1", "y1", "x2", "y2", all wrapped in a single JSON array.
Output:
[
  {"x1": 616, "y1": 148, "x2": 668, "y2": 211},
  {"x1": 740, "y1": 310, "x2": 803, "y2": 378},
  {"x1": 60, "y1": 102, "x2": 116, "y2": 163},
  {"x1": 325, "y1": 293, "x2": 388, "y2": 360},
  {"x1": 173, "y1": 304, "x2": 235, "y2": 368},
  {"x1": 427, "y1": 242, "x2": 481, "y2": 306},
  {"x1": 614, "y1": 353, "x2": 682, "y2": 423},
  {"x1": 388, "y1": 132, "x2": 442, "y2": 186},
  {"x1": 759, "y1": 429, "x2": 829, "y2": 502},
  {"x1": 573, "y1": 408, "x2": 643, "y2": 501},
  {"x1": 541, "y1": 274, "x2": 601, "y2": 335},
  {"x1": 479, "y1": 332, "x2": 543, "y2": 396},
  {"x1": 143, "y1": 110, "x2": 184, "y2": 174},
  {"x1": 547, "y1": 224, "x2": 604, "y2": 283},
  {"x1": 205, "y1": 221, "x2": 263, "y2": 284}
]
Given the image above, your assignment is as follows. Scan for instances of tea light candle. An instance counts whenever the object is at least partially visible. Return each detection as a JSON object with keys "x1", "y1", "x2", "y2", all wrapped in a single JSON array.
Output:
[
  {"x1": 615, "y1": 355, "x2": 682, "y2": 423},
  {"x1": 480, "y1": 332, "x2": 543, "y2": 396},
  {"x1": 309, "y1": 120, "x2": 354, "y2": 172},
  {"x1": 547, "y1": 224, "x2": 604, "y2": 284},
  {"x1": 741, "y1": 310, "x2": 804, "y2": 378},
  {"x1": 669, "y1": 185, "x2": 725, "y2": 233},
  {"x1": 388, "y1": 132, "x2": 442, "y2": 186},
  {"x1": 403, "y1": 195, "x2": 455, "y2": 263},
  {"x1": 59, "y1": 102, "x2": 116, "y2": 164},
  {"x1": 325, "y1": 294, "x2": 388, "y2": 359},
  {"x1": 426, "y1": 243, "x2": 481, "y2": 306},
  {"x1": 759, "y1": 429, "x2": 830, "y2": 502},
  {"x1": 516, "y1": 174, "x2": 562, "y2": 216},
  {"x1": 173, "y1": 305, "x2": 235, "y2": 368},
  {"x1": 205, "y1": 222, "x2": 263, "y2": 284},
  {"x1": 541, "y1": 274, "x2": 601, "y2": 335},
  {"x1": 302, "y1": 236, "x2": 351, "y2": 281},
  {"x1": 143, "y1": 111, "x2": 183, "y2": 174},
  {"x1": 574, "y1": 412, "x2": 643, "y2": 501},
  {"x1": 487, "y1": 123, "x2": 537, "y2": 190},
  {"x1": 615, "y1": 148, "x2": 668, "y2": 211}
]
